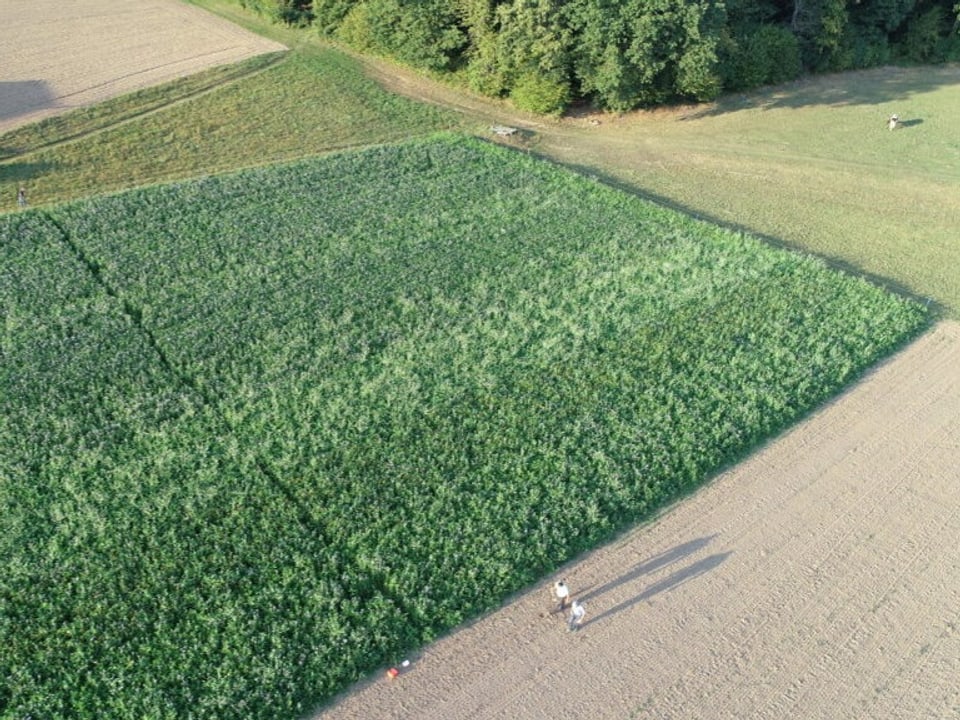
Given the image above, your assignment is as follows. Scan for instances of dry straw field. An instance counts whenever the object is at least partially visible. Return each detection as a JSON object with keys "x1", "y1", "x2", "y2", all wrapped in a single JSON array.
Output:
[
  {"x1": 4, "y1": 3, "x2": 960, "y2": 719},
  {"x1": 0, "y1": 0, "x2": 284, "y2": 134}
]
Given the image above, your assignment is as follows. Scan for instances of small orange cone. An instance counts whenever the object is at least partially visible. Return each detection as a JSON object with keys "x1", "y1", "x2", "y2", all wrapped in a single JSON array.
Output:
[{"x1": 386, "y1": 667, "x2": 399, "y2": 680}]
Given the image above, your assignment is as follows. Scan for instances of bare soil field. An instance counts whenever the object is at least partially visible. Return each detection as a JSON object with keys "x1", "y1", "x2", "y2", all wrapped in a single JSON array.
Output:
[
  {"x1": 0, "y1": 0, "x2": 285, "y2": 134},
  {"x1": 318, "y1": 321, "x2": 960, "y2": 720}
]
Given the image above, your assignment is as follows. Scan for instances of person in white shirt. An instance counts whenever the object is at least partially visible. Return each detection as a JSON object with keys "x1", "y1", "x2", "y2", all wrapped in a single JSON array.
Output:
[
  {"x1": 568, "y1": 600, "x2": 586, "y2": 631},
  {"x1": 554, "y1": 580, "x2": 570, "y2": 612}
]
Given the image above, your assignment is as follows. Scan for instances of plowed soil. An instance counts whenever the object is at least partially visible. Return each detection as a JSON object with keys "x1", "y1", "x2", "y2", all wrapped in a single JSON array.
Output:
[{"x1": 0, "y1": 0, "x2": 284, "y2": 134}]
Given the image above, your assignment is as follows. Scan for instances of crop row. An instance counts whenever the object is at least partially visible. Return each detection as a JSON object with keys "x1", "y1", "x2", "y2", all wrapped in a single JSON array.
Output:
[
  {"x1": 1, "y1": 135, "x2": 929, "y2": 718},
  {"x1": 0, "y1": 217, "x2": 409, "y2": 718}
]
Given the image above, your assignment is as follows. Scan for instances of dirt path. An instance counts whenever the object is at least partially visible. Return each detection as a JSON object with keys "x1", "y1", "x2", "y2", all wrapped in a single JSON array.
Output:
[
  {"x1": 0, "y1": 0, "x2": 285, "y2": 134},
  {"x1": 318, "y1": 321, "x2": 960, "y2": 719}
]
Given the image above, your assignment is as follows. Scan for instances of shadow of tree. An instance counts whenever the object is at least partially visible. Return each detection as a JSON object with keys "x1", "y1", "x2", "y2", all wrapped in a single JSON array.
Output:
[
  {"x1": 0, "y1": 161, "x2": 58, "y2": 212},
  {"x1": 683, "y1": 64, "x2": 959, "y2": 119},
  {"x1": 0, "y1": 80, "x2": 58, "y2": 124},
  {"x1": 583, "y1": 552, "x2": 732, "y2": 627},
  {"x1": 0, "y1": 160, "x2": 58, "y2": 184}
]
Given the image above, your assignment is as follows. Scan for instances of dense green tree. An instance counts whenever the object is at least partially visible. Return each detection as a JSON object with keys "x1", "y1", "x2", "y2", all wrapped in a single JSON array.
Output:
[
  {"x1": 337, "y1": 0, "x2": 467, "y2": 71},
  {"x1": 719, "y1": 23, "x2": 802, "y2": 91},
  {"x1": 461, "y1": 0, "x2": 508, "y2": 95},
  {"x1": 311, "y1": 0, "x2": 358, "y2": 34},
  {"x1": 466, "y1": 0, "x2": 573, "y2": 112},
  {"x1": 852, "y1": 0, "x2": 918, "y2": 33},
  {"x1": 674, "y1": 0, "x2": 728, "y2": 100},
  {"x1": 567, "y1": 0, "x2": 725, "y2": 109},
  {"x1": 893, "y1": 1, "x2": 960, "y2": 60},
  {"x1": 566, "y1": 0, "x2": 647, "y2": 110},
  {"x1": 620, "y1": 0, "x2": 725, "y2": 105},
  {"x1": 225, "y1": 0, "x2": 960, "y2": 112},
  {"x1": 789, "y1": 0, "x2": 851, "y2": 69},
  {"x1": 237, "y1": 0, "x2": 315, "y2": 25}
]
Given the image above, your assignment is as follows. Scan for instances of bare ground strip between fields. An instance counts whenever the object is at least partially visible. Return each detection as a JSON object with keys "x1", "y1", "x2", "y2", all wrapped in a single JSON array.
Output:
[{"x1": 318, "y1": 321, "x2": 960, "y2": 720}]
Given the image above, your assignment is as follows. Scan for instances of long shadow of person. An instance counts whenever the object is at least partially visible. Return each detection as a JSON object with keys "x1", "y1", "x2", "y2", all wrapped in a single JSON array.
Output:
[
  {"x1": 578, "y1": 535, "x2": 717, "y2": 604},
  {"x1": 582, "y1": 552, "x2": 732, "y2": 627}
]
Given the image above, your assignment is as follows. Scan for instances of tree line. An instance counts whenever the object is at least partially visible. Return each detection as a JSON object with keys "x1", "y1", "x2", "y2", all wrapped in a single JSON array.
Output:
[{"x1": 238, "y1": 0, "x2": 960, "y2": 113}]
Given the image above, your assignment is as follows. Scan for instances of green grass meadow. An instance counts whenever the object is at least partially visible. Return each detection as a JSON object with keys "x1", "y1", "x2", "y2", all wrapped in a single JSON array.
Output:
[
  {"x1": 0, "y1": 1, "x2": 954, "y2": 718},
  {"x1": 534, "y1": 62, "x2": 960, "y2": 317}
]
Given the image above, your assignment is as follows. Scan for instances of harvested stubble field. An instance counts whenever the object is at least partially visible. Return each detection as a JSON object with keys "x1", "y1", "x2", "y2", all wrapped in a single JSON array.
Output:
[
  {"x1": 2, "y1": 3, "x2": 960, "y2": 720},
  {"x1": 0, "y1": 0, "x2": 285, "y2": 134}
]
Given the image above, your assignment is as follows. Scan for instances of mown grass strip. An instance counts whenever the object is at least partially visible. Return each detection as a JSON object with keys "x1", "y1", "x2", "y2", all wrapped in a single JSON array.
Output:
[{"x1": 0, "y1": 52, "x2": 287, "y2": 162}]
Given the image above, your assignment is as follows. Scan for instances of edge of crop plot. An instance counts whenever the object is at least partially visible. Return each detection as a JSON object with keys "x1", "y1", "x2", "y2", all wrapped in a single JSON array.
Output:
[{"x1": 1, "y1": 134, "x2": 930, "y2": 719}]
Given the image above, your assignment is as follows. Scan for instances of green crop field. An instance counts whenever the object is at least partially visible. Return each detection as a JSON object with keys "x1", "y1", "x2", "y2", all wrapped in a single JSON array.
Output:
[
  {"x1": 3, "y1": 0, "x2": 959, "y2": 315},
  {"x1": 1, "y1": 0, "x2": 955, "y2": 715},
  {"x1": 0, "y1": 135, "x2": 928, "y2": 718}
]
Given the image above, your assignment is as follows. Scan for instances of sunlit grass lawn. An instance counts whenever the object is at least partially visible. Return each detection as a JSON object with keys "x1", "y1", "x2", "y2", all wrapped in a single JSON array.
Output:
[
  {"x1": 0, "y1": 42, "x2": 461, "y2": 211},
  {"x1": 541, "y1": 63, "x2": 960, "y2": 316}
]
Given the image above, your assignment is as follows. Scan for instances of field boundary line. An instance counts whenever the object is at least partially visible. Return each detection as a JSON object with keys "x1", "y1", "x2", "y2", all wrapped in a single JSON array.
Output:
[
  {"x1": 1, "y1": 51, "x2": 288, "y2": 163},
  {"x1": 41, "y1": 207, "x2": 420, "y2": 633}
]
